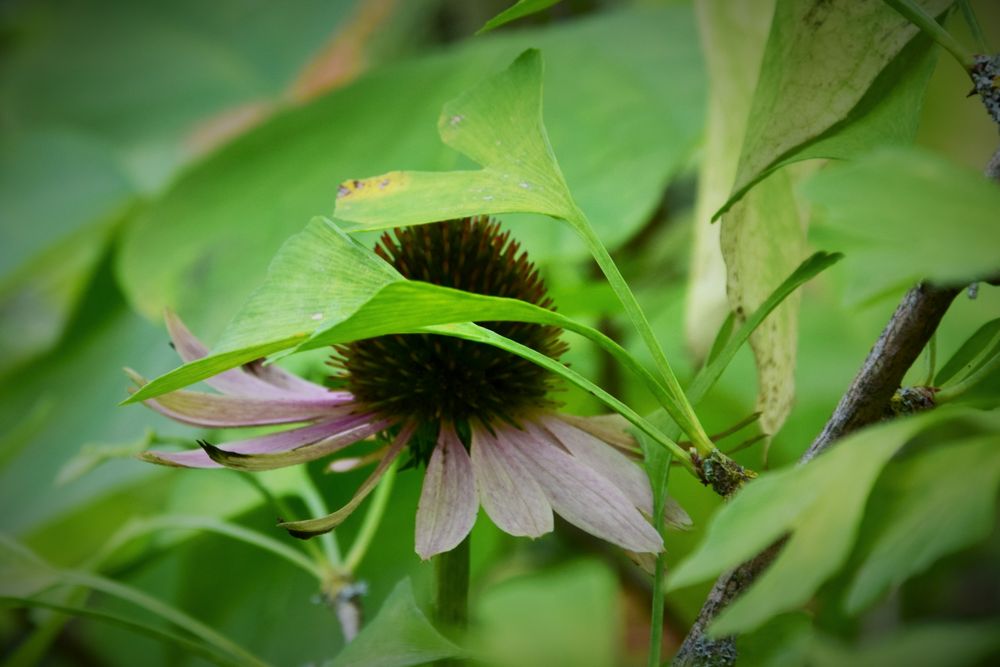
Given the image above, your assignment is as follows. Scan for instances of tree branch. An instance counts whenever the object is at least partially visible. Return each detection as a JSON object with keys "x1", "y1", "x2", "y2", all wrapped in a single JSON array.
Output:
[{"x1": 672, "y1": 144, "x2": 1000, "y2": 666}]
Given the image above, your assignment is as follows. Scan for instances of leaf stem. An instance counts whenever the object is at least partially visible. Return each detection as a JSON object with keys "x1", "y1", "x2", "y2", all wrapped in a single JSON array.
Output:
[
  {"x1": 936, "y1": 351, "x2": 1000, "y2": 402},
  {"x1": 238, "y1": 472, "x2": 333, "y2": 571},
  {"x1": 344, "y1": 458, "x2": 398, "y2": 572},
  {"x1": 570, "y1": 211, "x2": 715, "y2": 456},
  {"x1": 646, "y1": 454, "x2": 673, "y2": 667},
  {"x1": 883, "y1": 0, "x2": 975, "y2": 70}
]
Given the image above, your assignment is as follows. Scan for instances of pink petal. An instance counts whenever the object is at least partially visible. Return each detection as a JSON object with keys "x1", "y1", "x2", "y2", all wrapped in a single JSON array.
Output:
[
  {"x1": 165, "y1": 311, "x2": 333, "y2": 399},
  {"x1": 164, "y1": 311, "x2": 289, "y2": 397},
  {"x1": 279, "y1": 422, "x2": 416, "y2": 539},
  {"x1": 505, "y1": 422, "x2": 663, "y2": 553},
  {"x1": 141, "y1": 414, "x2": 379, "y2": 468},
  {"x1": 126, "y1": 369, "x2": 352, "y2": 428},
  {"x1": 414, "y1": 423, "x2": 479, "y2": 560},
  {"x1": 542, "y1": 415, "x2": 653, "y2": 514},
  {"x1": 470, "y1": 423, "x2": 552, "y2": 538},
  {"x1": 243, "y1": 359, "x2": 336, "y2": 398},
  {"x1": 544, "y1": 416, "x2": 691, "y2": 531}
]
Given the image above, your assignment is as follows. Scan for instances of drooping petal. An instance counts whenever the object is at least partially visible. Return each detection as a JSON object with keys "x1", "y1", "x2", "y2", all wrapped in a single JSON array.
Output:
[
  {"x1": 557, "y1": 413, "x2": 639, "y2": 453},
  {"x1": 279, "y1": 422, "x2": 416, "y2": 539},
  {"x1": 544, "y1": 416, "x2": 691, "y2": 530},
  {"x1": 243, "y1": 359, "x2": 336, "y2": 398},
  {"x1": 164, "y1": 311, "x2": 291, "y2": 398},
  {"x1": 141, "y1": 414, "x2": 377, "y2": 468},
  {"x1": 504, "y1": 422, "x2": 663, "y2": 553},
  {"x1": 326, "y1": 446, "x2": 388, "y2": 473},
  {"x1": 542, "y1": 415, "x2": 654, "y2": 513},
  {"x1": 414, "y1": 423, "x2": 478, "y2": 560},
  {"x1": 470, "y1": 423, "x2": 552, "y2": 538},
  {"x1": 126, "y1": 369, "x2": 352, "y2": 428},
  {"x1": 198, "y1": 417, "x2": 392, "y2": 471}
]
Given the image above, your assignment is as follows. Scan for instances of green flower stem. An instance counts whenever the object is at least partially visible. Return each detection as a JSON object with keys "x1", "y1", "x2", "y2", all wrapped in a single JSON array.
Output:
[
  {"x1": 570, "y1": 211, "x2": 715, "y2": 456},
  {"x1": 936, "y1": 352, "x2": 1000, "y2": 402},
  {"x1": 647, "y1": 454, "x2": 673, "y2": 667},
  {"x1": 434, "y1": 535, "x2": 470, "y2": 666},
  {"x1": 296, "y1": 470, "x2": 344, "y2": 566},
  {"x1": 344, "y1": 458, "x2": 399, "y2": 572},
  {"x1": 883, "y1": 0, "x2": 975, "y2": 70},
  {"x1": 239, "y1": 472, "x2": 334, "y2": 572}
]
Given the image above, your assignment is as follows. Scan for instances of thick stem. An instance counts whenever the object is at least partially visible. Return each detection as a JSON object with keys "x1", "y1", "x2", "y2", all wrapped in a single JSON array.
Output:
[{"x1": 434, "y1": 535, "x2": 470, "y2": 665}]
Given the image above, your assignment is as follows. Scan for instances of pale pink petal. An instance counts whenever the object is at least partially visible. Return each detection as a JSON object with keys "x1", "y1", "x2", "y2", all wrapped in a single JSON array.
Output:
[
  {"x1": 542, "y1": 415, "x2": 653, "y2": 514},
  {"x1": 470, "y1": 423, "x2": 552, "y2": 538},
  {"x1": 326, "y1": 446, "x2": 388, "y2": 473},
  {"x1": 504, "y1": 422, "x2": 663, "y2": 553},
  {"x1": 126, "y1": 369, "x2": 352, "y2": 428},
  {"x1": 243, "y1": 359, "x2": 335, "y2": 397},
  {"x1": 280, "y1": 422, "x2": 416, "y2": 538},
  {"x1": 545, "y1": 416, "x2": 691, "y2": 530},
  {"x1": 414, "y1": 423, "x2": 478, "y2": 560},
  {"x1": 198, "y1": 417, "x2": 393, "y2": 471},
  {"x1": 164, "y1": 311, "x2": 290, "y2": 398},
  {"x1": 141, "y1": 414, "x2": 379, "y2": 468},
  {"x1": 557, "y1": 413, "x2": 639, "y2": 452}
]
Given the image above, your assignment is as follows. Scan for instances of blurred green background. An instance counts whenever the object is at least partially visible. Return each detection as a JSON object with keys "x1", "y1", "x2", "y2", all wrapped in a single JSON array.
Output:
[{"x1": 1, "y1": 0, "x2": 999, "y2": 665}]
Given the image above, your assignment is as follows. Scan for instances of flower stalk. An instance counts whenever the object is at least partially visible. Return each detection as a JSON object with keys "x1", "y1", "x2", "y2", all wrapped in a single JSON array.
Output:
[{"x1": 434, "y1": 535, "x2": 470, "y2": 666}]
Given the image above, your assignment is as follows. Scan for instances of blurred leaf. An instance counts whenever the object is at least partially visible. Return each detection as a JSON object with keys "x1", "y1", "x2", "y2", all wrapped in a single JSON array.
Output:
[
  {"x1": 62, "y1": 569, "x2": 271, "y2": 667},
  {"x1": 717, "y1": 0, "x2": 952, "y2": 216},
  {"x1": 0, "y1": 595, "x2": 245, "y2": 667},
  {"x1": 334, "y1": 49, "x2": 577, "y2": 230},
  {"x1": 55, "y1": 430, "x2": 154, "y2": 486},
  {"x1": 103, "y1": 514, "x2": 323, "y2": 581},
  {"x1": 736, "y1": 612, "x2": 813, "y2": 667},
  {"x1": 118, "y1": 7, "x2": 704, "y2": 336},
  {"x1": 0, "y1": 534, "x2": 59, "y2": 597},
  {"x1": 0, "y1": 131, "x2": 135, "y2": 373},
  {"x1": 804, "y1": 148, "x2": 1000, "y2": 303},
  {"x1": 685, "y1": 0, "x2": 773, "y2": 360},
  {"x1": 844, "y1": 435, "x2": 1000, "y2": 612},
  {"x1": 689, "y1": 252, "x2": 842, "y2": 406},
  {"x1": 328, "y1": 578, "x2": 465, "y2": 667},
  {"x1": 720, "y1": 169, "x2": 806, "y2": 442},
  {"x1": 478, "y1": 0, "x2": 562, "y2": 34},
  {"x1": 666, "y1": 408, "x2": 992, "y2": 635},
  {"x1": 0, "y1": 0, "x2": 354, "y2": 186},
  {"x1": 808, "y1": 621, "x2": 1000, "y2": 667},
  {"x1": 474, "y1": 560, "x2": 618, "y2": 667},
  {"x1": 936, "y1": 316, "x2": 1000, "y2": 386}
]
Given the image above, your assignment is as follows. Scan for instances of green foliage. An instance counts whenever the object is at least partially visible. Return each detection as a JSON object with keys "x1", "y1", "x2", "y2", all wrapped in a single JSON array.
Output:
[
  {"x1": 328, "y1": 578, "x2": 466, "y2": 667},
  {"x1": 478, "y1": 0, "x2": 563, "y2": 35},
  {"x1": 804, "y1": 147, "x2": 1000, "y2": 302},
  {"x1": 334, "y1": 49, "x2": 576, "y2": 230},
  {"x1": 473, "y1": 560, "x2": 619, "y2": 667},
  {"x1": 844, "y1": 435, "x2": 1000, "y2": 612},
  {"x1": 717, "y1": 0, "x2": 953, "y2": 217},
  {"x1": 5, "y1": 0, "x2": 1000, "y2": 664},
  {"x1": 118, "y1": 6, "x2": 704, "y2": 336},
  {"x1": 667, "y1": 409, "x2": 997, "y2": 635},
  {"x1": 936, "y1": 316, "x2": 1000, "y2": 386}
]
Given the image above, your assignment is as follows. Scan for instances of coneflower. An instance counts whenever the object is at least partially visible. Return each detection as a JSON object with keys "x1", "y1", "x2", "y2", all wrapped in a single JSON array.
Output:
[{"x1": 131, "y1": 217, "x2": 683, "y2": 560}]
